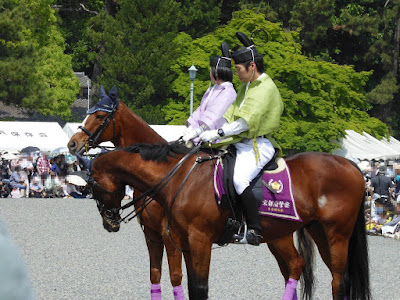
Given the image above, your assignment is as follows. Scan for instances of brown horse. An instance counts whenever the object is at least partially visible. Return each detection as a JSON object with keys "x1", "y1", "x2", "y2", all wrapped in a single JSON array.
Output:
[
  {"x1": 68, "y1": 98, "x2": 187, "y2": 299},
  {"x1": 86, "y1": 142, "x2": 370, "y2": 300},
  {"x1": 68, "y1": 93, "x2": 370, "y2": 300}
]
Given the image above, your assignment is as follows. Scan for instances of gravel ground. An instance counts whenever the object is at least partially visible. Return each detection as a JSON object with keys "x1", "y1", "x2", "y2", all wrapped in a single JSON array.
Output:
[{"x1": 0, "y1": 197, "x2": 399, "y2": 300}]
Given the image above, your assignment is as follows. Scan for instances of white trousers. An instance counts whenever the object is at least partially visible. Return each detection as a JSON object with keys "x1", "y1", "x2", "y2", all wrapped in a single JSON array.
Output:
[{"x1": 233, "y1": 137, "x2": 275, "y2": 195}]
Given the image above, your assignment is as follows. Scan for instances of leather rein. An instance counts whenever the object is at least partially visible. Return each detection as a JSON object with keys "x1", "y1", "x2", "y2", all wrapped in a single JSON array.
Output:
[{"x1": 87, "y1": 144, "x2": 222, "y2": 224}]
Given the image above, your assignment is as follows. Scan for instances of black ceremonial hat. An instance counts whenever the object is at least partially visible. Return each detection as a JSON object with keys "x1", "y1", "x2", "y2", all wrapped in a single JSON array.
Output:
[
  {"x1": 210, "y1": 42, "x2": 232, "y2": 69},
  {"x1": 231, "y1": 32, "x2": 258, "y2": 64}
]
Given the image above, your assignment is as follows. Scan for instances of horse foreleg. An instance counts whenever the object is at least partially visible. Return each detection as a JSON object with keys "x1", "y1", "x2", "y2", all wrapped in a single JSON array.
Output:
[
  {"x1": 144, "y1": 227, "x2": 164, "y2": 300},
  {"x1": 182, "y1": 232, "x2": 212, "y2": 300},
  {"x1": 162, "y1": 229, "x2": 185, "y2": 300},
  {"x1": 267, "y1": 235, "x2": 304, "y2": 300}
]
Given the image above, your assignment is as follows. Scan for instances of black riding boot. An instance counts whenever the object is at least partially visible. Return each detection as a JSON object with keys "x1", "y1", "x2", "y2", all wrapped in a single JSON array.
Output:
[{"x1": 240, "y1": 186, "x2": 262, "y2": 245}]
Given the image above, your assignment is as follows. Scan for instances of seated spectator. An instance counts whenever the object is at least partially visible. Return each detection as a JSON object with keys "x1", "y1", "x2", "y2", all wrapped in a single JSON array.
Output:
[
  {"x1": 29, "y1": 177, "x2": 46, "y2": 198},
  {"x1": 44, "y1": 173, "x2": 64, "y2": 198},
  {"x1": 64, "y1": 182, "x2": 83, "y2": 198},
  {"x1": 382, "y1": 202, "x2": 400, "y2": 235},
  {"x1": 10, "y1": 188, "x2": 22, "y2": 199},
  {"x1": 366, "y1": 202, "x2": 392, "y2": 234},
  {"x1": 9, "y1": 166, "x2": 27, "y2": 197}
]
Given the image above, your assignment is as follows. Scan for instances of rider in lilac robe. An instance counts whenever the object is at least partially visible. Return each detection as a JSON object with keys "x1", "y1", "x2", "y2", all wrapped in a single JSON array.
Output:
[{"x1": 182, "y1": 42, "x2": 236, "y2": 146}]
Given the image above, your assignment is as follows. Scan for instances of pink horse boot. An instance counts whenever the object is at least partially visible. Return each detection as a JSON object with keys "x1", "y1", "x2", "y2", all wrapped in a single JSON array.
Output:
[
  {"x1": 282, "y1": 278, "x2": 298, "y2": 300},
  {"x1": 151, "y1": 283, "x2": 162, "y2": 300},
  {"x1": 173, "y1": 285, "x2": 185, "y2": 300}
]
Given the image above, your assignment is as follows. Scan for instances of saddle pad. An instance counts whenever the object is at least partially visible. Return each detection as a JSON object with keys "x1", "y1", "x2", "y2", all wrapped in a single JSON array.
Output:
[{"x1": 259, "y1": 159, "x2": 302, "y2": 222}]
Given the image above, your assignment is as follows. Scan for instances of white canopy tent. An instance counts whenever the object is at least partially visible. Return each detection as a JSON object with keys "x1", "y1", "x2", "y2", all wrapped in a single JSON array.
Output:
[
  {"x1": 332, "y1": 130, "x2": 400, "y2": 161},
  {"x1": 0, "y1": 121, "x2": 69, "y2": 153}
]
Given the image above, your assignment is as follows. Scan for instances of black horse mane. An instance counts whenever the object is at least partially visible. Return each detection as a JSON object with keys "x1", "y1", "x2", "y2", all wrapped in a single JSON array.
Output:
[{"x1": 122, "y1": 143, "x2": 190, "y2": 163}]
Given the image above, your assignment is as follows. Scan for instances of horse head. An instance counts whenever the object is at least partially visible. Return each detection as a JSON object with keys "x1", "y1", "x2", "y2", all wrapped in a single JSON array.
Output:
[
  {"x1": 68, "y1": 85, "x2": 120, "y2": 154},
  {"x1": 79, "y1": 152, "x2": 125, "y2": 232}
]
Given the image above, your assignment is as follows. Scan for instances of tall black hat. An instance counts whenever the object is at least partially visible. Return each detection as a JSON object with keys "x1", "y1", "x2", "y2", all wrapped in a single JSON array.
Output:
[
  {"x1": 210, "y1": 42, "x2": 232, "y2": 69},
  {"x1": 231, "y1": 32, "x2": 258, "y2": 64}
]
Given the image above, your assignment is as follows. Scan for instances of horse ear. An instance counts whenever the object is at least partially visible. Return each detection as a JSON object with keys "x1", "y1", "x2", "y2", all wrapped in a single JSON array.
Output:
[
  {"x1": 100, "y1": 85, "x2": 107, "y2": 99},
  {"x1": 236, "y1": 32, "x2": 253, "y2": 47},
  {"x1": 109, "y1": 85, "x2": 117, "y2": 101},
  {"x1": 221, "y1": 42, "x2": 230, "y2": 58}
]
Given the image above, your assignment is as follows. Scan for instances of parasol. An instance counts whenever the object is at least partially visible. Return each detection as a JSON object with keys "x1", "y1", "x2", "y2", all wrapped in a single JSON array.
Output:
[
  {"x1": 65, "y1": 174, "x2": 87, "y2": 187},
  {"x1": 1, "y1": 152, "x2": 18, "y2": 160},
  {"x1": 50, "y1": 147, "x2": 69, "y2": 157},
  {"x1": 20, "y1": 146, "x2": 40, "y2": 154}
]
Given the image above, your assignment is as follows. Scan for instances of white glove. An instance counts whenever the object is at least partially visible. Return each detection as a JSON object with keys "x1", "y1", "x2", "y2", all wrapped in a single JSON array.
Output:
[
  {"x1": 182, "y1": 127, "x2": 202, "y2": 143},
  {"x1": 199, "y1": 129, "x2": 219, "y2": 142}
]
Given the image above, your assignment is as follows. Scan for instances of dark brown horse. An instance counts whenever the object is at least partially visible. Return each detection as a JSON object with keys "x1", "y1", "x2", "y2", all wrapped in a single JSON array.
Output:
[
  {"x1": 68, "y1": 99, "x2": 186, "y2": 299},
  {"x1": 87, "y1": 142, "x2": 370, "y2": 300}
]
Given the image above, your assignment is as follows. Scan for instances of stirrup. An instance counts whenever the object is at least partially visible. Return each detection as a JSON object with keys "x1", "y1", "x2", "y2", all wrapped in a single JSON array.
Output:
[{"x1": 232, "y1": 222, "x2": 249, "y2": 244}]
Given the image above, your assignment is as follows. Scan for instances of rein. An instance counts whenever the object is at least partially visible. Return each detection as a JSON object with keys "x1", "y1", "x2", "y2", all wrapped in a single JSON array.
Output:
[
  {"x1": 118, "y1": 145, "x2": 203, "y2": 223},
  {"x1": 79, "y1": 105, "x2": 118, "y2": 149}
]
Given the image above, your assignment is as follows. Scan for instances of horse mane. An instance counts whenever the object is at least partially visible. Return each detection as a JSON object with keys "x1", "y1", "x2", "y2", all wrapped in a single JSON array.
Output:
[{"x1": 122, "y1": 143, "x2": 190, "y2": 163}]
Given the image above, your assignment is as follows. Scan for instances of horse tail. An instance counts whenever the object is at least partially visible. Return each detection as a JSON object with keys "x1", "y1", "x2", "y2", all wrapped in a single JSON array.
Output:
[
  {"x1": 297, "y1": 227, "x2": 315, "y2": 300},
  {"x1": 340, "y1": 199, "x2": 371, "y2": 300}
]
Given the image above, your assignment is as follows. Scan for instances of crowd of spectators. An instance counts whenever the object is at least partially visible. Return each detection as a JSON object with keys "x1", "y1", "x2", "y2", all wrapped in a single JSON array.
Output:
[
  {"x1": 0, "y1": 152, "x2": 90, "y2": 199},
  {"x1": 362, "y1": 160, "x2": 400, "y2": 240}
]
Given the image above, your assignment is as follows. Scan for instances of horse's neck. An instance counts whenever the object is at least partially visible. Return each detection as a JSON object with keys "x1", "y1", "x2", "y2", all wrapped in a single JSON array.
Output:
[
  {"x1": 115, "y1": 153, "x2": 175, "y2": 203},
  {"x1": 115, "y1": 103, "x2": 166, "y2": 147}
]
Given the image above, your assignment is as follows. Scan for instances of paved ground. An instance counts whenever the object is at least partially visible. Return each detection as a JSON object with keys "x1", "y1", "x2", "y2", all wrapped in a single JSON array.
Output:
[{"x1": 0, "y1": 197, "x2": 399, "y2": 300}]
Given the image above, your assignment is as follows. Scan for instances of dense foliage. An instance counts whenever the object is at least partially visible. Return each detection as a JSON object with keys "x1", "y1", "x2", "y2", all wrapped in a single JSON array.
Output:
[
  {"x1": 0, "y1": 0, "x2": 79, "y2": 118},
  {"x1": 1, "y1": 0, "x2": 399, "y2": 153}
]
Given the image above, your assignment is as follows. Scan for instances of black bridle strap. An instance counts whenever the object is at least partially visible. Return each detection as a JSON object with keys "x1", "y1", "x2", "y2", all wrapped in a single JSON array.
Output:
[{"x1": 79, "y1": 105, "x2": 117, "y2": 148}]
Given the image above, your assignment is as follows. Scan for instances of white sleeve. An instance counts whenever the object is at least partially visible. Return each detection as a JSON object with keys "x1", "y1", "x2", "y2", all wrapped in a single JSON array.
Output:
[{"x1": 221, "y1": 118, "x2": 249, "y2": 136}]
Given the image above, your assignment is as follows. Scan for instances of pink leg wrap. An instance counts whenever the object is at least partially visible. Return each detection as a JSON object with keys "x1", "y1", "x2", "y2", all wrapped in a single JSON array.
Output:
[
  {"x1": 282, "y1": 278, "x2": 298, "y2": 300},
  {"x1": 151, "y1": 283, "x2": 162, "y2": 300},
  {"x1": 173, "y1": 285, "x2": 185, "y2": 300}
]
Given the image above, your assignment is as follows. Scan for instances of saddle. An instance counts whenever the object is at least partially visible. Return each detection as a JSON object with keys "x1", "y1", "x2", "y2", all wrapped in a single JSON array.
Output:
[{"x1": 213, "y1": 146, "x2": 301, "y2": 245}]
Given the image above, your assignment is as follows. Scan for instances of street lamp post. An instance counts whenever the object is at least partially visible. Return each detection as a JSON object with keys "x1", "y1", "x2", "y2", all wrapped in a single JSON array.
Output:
[
  {"x1": 188, "y1": 64, "x2": 198, "y2": 115},
  {"x1": 87, "y1": 77, "x2": 91, "y2": 110}
]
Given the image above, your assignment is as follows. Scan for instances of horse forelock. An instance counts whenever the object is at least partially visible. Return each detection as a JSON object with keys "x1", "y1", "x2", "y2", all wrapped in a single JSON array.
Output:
[{"x1": 122, "y1": 143, "x2": 190, "y2": 163}]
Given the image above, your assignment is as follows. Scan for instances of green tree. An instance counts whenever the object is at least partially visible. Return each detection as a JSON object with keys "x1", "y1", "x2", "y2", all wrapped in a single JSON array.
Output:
[
  {"x1": 164, "y1": 10, "x2": 389, "y2": 153},
  {"x1": 177, "y1": 0, "x2": 222, "y2": 38},
  {"x1": 0, "y1": 0, "x2": 79, "y2": 118},
  {"x1": 53, "y1": 0, "x2": 102, "y2": 75},
  {"x1": 94, "y1": 0, "x2": 181, "y2": 123}
]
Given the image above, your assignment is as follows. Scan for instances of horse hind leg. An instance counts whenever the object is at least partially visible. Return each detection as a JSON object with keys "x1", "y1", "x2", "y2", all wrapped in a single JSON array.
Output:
[
  {"x1": 267, "y1": 235, "x2": 305, "y2": 300},
  {"x1": 306, "y1": 221, "x2": 349, "y2": 300}
]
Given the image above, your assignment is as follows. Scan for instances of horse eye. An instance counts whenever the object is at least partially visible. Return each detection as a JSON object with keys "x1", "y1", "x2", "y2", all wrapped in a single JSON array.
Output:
[{"x1": 96, "y1": 114, "x2": 105, "y2": 120}]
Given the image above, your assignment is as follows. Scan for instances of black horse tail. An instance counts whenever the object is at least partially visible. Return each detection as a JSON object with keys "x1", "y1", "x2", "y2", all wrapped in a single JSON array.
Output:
[
  {"x1": 340, "y1": 200, "x2": 371, "y2": 299},
  {"x1": 297, "y1": 227, "x2": 315, "y2": 300}
]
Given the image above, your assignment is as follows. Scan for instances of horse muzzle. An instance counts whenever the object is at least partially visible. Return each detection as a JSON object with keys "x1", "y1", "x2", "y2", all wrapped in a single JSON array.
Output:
[{"x1": 102, "y1": 215, "x2": 121, "y2": 232}]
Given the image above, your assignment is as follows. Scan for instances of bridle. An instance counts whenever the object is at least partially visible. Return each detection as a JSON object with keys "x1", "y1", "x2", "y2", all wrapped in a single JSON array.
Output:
[{"x1": 78, "y1": 104, "x2": 118, "y2": 150}]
